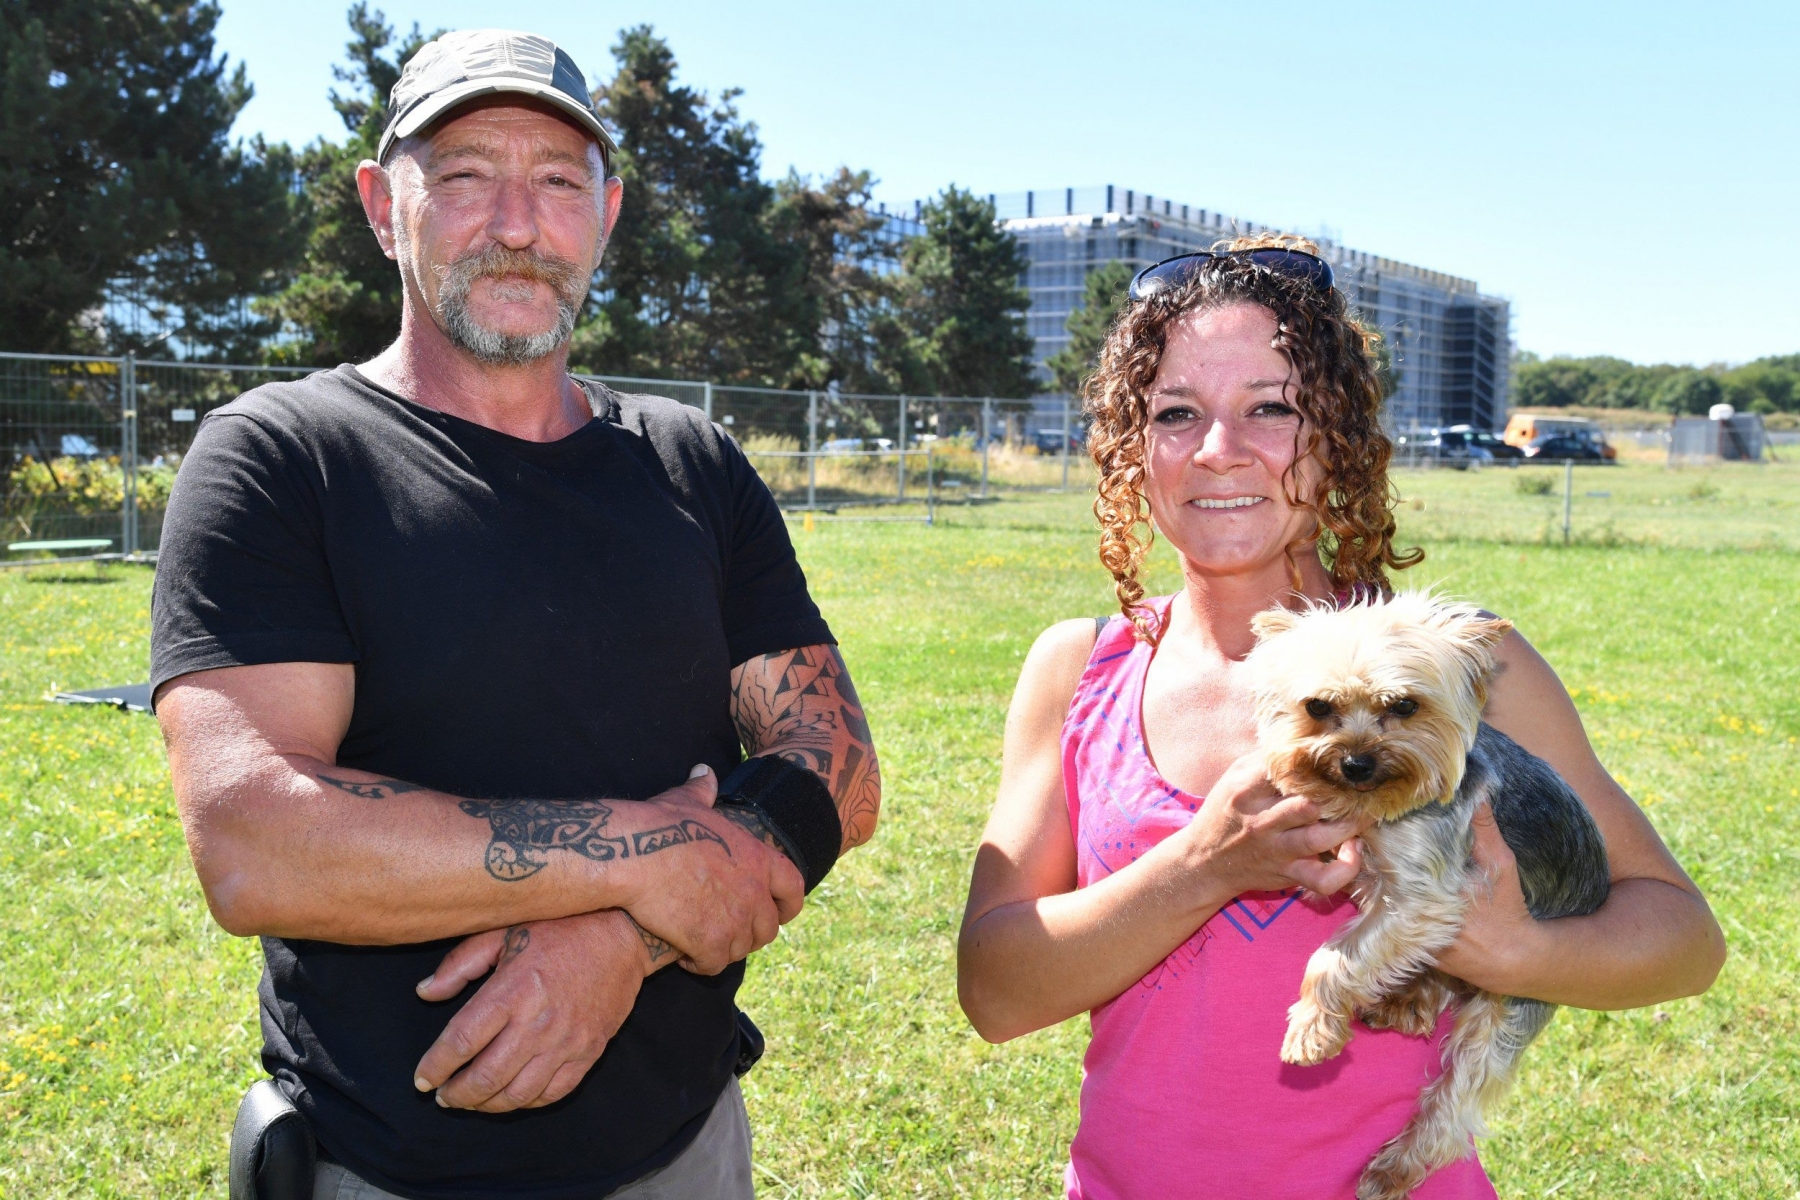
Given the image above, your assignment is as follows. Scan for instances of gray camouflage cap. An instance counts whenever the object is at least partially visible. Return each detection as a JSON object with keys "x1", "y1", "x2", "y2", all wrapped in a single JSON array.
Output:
[{"x1": 377, "y1": 29, "x2": 617, "y2": 169}]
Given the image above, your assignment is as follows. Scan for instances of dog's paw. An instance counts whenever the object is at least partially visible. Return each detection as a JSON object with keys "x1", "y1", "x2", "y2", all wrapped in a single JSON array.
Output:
[
  {"x1": 1281, "y1": 1001, "x2": 1351, "y2": 1066},
  {"x1": 1359, "y1": 985, "x2": 1446, "y2": 1039}
]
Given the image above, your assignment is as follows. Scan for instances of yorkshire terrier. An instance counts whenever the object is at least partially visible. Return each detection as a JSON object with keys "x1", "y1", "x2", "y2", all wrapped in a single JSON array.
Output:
[{"x1": 1246, "y1": 592, "x2": 1609, "y2": 1200}]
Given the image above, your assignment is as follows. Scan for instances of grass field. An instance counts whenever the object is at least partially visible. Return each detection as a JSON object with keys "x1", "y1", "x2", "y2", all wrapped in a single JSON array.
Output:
[{"x1": 1, "y1": 461, "x2": 1796, "y2": 1198}]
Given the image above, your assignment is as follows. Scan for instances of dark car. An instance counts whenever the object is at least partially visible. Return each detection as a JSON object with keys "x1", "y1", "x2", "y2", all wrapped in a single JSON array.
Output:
[
  {"x1": 1524, "y1": 434, "x2": 1606, "y2": 461},
  {"x1": 1032, "y1": 430, "x2": 1083, "y2": 454},
  {"x1": 1446, "y1": 426, "x2": 1524, "y2": 460}
]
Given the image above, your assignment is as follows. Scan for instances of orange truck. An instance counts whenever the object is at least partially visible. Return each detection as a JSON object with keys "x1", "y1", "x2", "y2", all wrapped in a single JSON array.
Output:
[{"x1": 1502, "y1": 413, "x2": 1617, "y2": 460}]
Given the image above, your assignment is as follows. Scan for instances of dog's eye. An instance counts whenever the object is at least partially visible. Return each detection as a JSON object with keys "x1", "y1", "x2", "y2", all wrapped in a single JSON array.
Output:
[
  {"x1": 1304, "y1": 699, "x2": 1333, "y2": 719},
  {"x1": 1389, "y1": 699, "x2": 1419, "y2": 717}
]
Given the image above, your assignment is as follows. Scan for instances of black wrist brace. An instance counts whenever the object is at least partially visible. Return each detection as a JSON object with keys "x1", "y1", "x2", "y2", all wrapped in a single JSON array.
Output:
[{"x1": 716, "y1": 756, "x2": 841, "y2": 893}]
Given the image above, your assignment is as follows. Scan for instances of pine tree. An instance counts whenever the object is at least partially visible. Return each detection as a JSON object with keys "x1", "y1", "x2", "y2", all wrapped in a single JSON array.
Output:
[
  {"x1": 1045, "y1": 260, "x2": 1133, "y2": 397},
  {"x1": 765, "y1": 168, "x2": 928, "y2": 394},
  {"x1": 572, "y1": 26, "x2": 806, "y2": 385},
  {"x1": 0, "y1": 0, "x2": 303, "y2": 355},
  {"x1": 259, "y1": 5, "x2": 433, "y2": 365},
  {"x1": 898, "y1": 188, "x2": 1037, "y2": 398}
]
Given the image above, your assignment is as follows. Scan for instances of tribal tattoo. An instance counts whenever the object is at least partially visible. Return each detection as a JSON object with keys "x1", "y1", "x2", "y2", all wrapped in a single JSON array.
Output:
[
  {"x1": 317, "y1": 774, "x2": 426, "y2": 800},
  {"x1": 457, "y1": 798, "x2": 632, "y2": 882},
  {"x1": 717, "y1": 804, "x2": 783, "y2": 851},
  {"x1": 632, "y1": 820, "x2": 729, "y2": 857},
  {"x1": 497, "y1": 925, "x2": 531, "y2": 966},
  {"x1": 626, "y1": 914, "x2": 678, "y2": 968},
  {"x1": 729, "y1": 645, "x2": 881, "y2": 849}
]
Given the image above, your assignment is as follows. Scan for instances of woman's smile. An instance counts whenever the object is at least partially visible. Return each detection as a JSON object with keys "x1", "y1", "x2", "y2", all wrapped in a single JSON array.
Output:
[{"x1": 1188, "y1": 495, "x2": 1267, "y2": 510}]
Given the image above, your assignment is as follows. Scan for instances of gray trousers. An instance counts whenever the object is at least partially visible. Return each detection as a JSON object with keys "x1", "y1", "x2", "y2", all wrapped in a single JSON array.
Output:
[{"x1": 312, "y1": 1078, "x2": 753, "y2": 1200}]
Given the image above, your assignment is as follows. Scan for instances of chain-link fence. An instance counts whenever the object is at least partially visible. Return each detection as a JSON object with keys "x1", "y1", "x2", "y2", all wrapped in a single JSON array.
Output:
[{"x1": 1, "y1": 351, "x2": 1087, "y2": 564}]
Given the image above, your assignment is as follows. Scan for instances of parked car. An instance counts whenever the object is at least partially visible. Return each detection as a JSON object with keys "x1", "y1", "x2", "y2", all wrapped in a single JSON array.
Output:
[
  {"x1": 819, "y1": 437, "x2": 895, "y2": 454},
  {"x1": 1505, "y1": 413, "x2": 1616, "y2": 459},
  {"x1": 1394, "y1": 429, "x2": 1493, "y2": 469},
  {"x1": 1444, "y1": 425, "x2": 1523, "y2": 460},
  {"x1": 1031, "y1": 430, "x2": 1084, "y2": 454},
  {"x1": 1524, "y1": 434, "x2": 1607, "y2": 461}
]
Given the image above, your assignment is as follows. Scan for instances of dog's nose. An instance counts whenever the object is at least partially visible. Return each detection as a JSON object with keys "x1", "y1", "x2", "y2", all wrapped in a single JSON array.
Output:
[{"x1": 1340, "y1": 754, "x2": 1378, "y2": 784}]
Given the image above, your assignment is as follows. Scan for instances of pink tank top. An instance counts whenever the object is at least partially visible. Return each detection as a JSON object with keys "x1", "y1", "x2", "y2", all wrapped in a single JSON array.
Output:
[{"x1": 1060, "y1": 601, "x2": 1496, "y2": 1200}]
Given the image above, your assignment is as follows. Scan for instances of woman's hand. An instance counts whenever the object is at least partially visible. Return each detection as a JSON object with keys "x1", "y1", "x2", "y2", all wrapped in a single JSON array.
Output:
[
  {"x1": 1433, "y1": 804, "x2": 1540, "y2": 993},
  {"x1": 1177, "y1": 751, "x2": 1369, "y2": 899}
]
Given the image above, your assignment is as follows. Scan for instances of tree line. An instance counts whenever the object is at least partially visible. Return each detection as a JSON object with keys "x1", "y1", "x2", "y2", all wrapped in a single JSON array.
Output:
[
  {"x1": 1512, "y1": 352, "x2": 1800, "y2": 416},
  {"x1": 2, "y1": 3, "x2": 1039, "y2": 398}
]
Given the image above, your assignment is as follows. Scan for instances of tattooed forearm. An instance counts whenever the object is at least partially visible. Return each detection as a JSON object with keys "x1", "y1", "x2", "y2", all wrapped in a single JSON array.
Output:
[
  {"x1": 730, "y1": 644, "x2": 882, "y2": 850},
  {"x1": 627, "y1": 913, "x2": 677, "y2": 967},
  {"x1": 456, "y1": 799, "x2": 735, "y2": 882},
  {"x1": 458, "y1": 798, "x2": 631, "y2": 882},
  {"x1": 316, "y1": 773, "x2": 426, "y2": 800}
]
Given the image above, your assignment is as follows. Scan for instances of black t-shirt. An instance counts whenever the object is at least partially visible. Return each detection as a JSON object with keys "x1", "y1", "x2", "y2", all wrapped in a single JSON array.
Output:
[{"x1": 150, "y1": 366, "x2": 832, "y2": 1200}]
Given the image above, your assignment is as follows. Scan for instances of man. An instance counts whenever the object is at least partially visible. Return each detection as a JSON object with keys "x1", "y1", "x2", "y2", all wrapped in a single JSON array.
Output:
[{"x1": 152, "y1": 29, "x2": 879, "y2": 1200}]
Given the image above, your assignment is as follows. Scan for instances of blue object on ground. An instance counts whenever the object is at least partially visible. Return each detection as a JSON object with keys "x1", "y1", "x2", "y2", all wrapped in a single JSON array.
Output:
[{"x1": 53, "y1": 683, "x2": 153, "y2": 713}]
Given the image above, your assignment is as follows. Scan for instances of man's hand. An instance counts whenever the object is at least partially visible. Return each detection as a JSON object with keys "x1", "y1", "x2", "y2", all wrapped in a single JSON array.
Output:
[
  {"x1": 413, "y1": 908, "x2": 670, "y2": 1112},
  {"x1": 620, "y1": 765, "x2": 806, "y2": 975}
]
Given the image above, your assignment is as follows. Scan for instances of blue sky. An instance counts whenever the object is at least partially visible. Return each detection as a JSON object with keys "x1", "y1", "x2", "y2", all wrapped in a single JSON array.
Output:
[{"x1": 215, "y1": 0, "x2": 1798, "y2": 366}]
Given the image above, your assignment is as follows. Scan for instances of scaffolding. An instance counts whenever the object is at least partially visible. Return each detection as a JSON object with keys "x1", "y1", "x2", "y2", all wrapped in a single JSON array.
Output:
[{"x1": 968, "y1": 185, "x2": 1512, "y2": 434}]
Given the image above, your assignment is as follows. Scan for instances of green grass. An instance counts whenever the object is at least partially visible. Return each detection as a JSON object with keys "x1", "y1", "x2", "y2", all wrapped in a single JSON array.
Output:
[{"x1": 2, "y1": 463, "x2": 1797, "y2": 1197}]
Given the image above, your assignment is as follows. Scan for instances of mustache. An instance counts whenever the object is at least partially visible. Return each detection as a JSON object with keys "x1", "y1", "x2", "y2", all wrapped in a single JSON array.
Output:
[{"x1": 437, "y1": 244, "x2": 590, "y2": 306}]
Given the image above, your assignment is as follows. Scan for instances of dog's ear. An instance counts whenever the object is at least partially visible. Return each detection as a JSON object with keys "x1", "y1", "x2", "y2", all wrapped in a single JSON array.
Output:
[
  {"x1": 1251, "y1": 606, "x2": 1302, "y2": 643},
  {"x1": 1463, "y1": 613, "x2": 1514, "y2": 650},
  {"x1": 1441, "y1": 611, "x2": 1514, "y2": 687}
]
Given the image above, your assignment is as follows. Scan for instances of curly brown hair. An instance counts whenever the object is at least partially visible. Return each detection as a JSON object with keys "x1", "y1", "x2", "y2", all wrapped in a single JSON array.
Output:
[{"x1": 1084, "y1": 233, "x2": 1422, "y2": 641}]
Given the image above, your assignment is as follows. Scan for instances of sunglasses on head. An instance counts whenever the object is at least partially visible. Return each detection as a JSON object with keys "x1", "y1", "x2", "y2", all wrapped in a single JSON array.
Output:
[{"x1": 1127, "y1": 249, "x2": 1335, "y2": 302}]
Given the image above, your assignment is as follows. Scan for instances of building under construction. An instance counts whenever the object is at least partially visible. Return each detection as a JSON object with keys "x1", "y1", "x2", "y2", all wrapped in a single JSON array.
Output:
[{"x1": 972, "y1": 186, "x2": 1512, "y2": 433}]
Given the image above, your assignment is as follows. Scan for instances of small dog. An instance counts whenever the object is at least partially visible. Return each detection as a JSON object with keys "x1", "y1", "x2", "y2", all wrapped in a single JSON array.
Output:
[{"x1": 1246, "y1": 592, "x2": 1609, "y2": 1200}]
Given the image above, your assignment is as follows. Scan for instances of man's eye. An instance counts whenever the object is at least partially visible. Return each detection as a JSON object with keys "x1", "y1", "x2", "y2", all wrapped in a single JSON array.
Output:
[
  {"x1": 1389, "y1": 699, "x2": 1419, "y2": 717},
  {"x1": 1305, "y1": 699, "x2": 1333, "y2": 719}
]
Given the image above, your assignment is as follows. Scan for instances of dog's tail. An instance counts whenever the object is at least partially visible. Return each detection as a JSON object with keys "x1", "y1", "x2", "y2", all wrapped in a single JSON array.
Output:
[{"x1": 1355, "y1": 992, "x2": 1555, "y2": 1200}]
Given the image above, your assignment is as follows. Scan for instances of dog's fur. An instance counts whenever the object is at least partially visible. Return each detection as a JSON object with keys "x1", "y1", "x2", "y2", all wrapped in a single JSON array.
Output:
[{"x1": 1245, "y1": 593, "x2": 1609, "y2": 1200}]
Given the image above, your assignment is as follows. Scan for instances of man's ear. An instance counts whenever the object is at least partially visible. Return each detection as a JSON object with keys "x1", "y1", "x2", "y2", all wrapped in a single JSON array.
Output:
[
  {"x1": 595, "y1": 175, "x2": 624, "y2": 269},
  {"x1": 356, "y1": 159, "x2": 399, "y2": 261}
]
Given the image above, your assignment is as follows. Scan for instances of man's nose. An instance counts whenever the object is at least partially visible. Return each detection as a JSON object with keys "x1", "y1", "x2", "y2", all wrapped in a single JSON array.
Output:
[{"x1": 485, "y1": 174, "x2": 541, "y2": 250}]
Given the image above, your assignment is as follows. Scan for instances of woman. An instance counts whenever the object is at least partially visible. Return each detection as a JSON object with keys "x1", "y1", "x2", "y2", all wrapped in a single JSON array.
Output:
[{"x1": 956, "y1": 237, "x2": 1723, "y2": 1199}]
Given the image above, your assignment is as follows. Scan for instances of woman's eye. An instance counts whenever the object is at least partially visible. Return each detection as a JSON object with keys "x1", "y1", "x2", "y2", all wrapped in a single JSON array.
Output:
[
  {"x1": 1253, "y1": 402, "x2": 1298, "y2": 418},
  {"x1": 1305, "y1": 698, "x2": 1333, "y2": 719},
  {"x1": 1153, "y1": 406, "x2": 1196, "y2": 425},
  {"x1": 1389, "y1": 699, "x2": 1419, "y2": 717}
]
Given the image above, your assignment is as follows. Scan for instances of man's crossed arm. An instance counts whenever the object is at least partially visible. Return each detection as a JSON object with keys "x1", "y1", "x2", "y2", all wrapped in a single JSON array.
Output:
[{"x1": 159, "y1": 644, "x2": 879, "y2": 1112}]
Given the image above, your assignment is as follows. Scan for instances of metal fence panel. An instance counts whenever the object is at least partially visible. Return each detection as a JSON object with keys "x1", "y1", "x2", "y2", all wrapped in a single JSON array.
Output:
[
  {"x1": 0, "y1": 353, "x2": 128, "y2": 553},
  {"x1": 4, "y1": 351, "x2": 1089, "y2": 563}
]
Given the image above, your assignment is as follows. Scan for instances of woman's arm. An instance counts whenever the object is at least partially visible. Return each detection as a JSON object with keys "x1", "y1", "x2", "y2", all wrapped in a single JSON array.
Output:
[
  {"x1": 957, "y1": 621, "x2": 1363, "y2": 1043},
  {"x1": 1434, "y1": 631, "x2": 1726, "y2": 1008}
]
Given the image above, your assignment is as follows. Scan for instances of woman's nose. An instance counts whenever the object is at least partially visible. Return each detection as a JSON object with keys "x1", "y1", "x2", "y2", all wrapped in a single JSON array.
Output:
[{"x1": 1193, "y1": 415, "x2": 1248, "y2": 466}]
